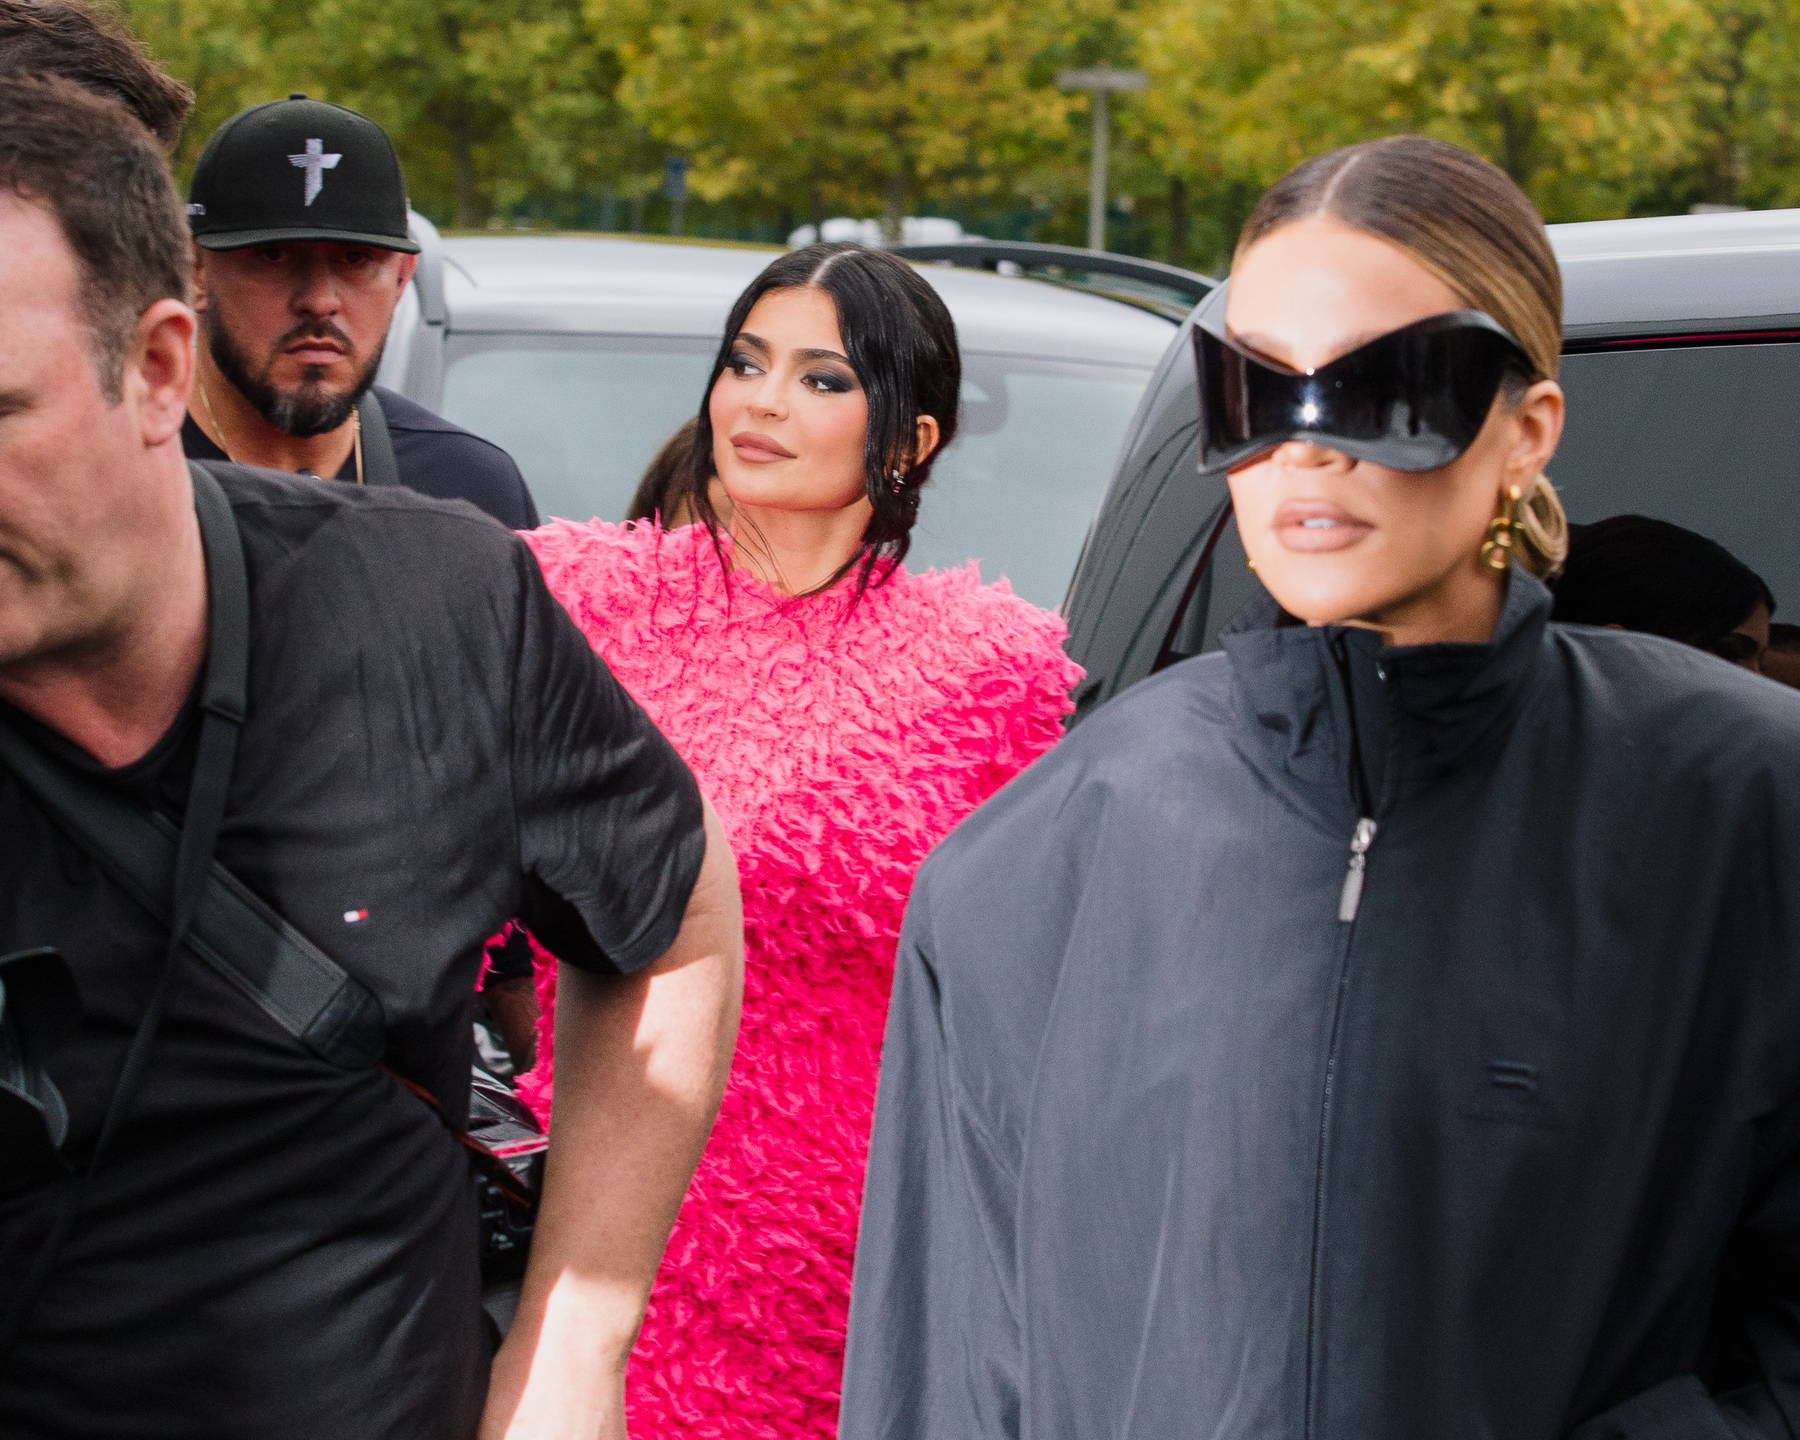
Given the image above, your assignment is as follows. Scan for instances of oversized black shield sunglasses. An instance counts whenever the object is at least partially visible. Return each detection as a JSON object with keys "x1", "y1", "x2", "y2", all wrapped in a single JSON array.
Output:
[{"x1": 1193, "y1": 308, "x2": 1534, "y2": 476}]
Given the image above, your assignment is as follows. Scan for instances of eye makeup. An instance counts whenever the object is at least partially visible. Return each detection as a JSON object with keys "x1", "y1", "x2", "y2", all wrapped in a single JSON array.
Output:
[
  {"x1": 722, "y1": 332, "x2": 860, "y2": 394},
  {"x1": 803, "y1": 368, "x2": 856, "y2": 395}
]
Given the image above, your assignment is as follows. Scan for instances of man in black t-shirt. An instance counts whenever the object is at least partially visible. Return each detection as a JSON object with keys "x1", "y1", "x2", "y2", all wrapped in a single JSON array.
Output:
[
  {"x1": 0, "y1": 77, "x2": 742, "y2": 1440},
  {"x1": 180, "y1": 93, "x2": 538, "y2": 529}
]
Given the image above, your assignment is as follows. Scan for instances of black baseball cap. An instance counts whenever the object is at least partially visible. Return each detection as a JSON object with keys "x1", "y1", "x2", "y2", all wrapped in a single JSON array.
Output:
[{"x1": 187, "y1": 93, "x2": 420, "y2": 253}]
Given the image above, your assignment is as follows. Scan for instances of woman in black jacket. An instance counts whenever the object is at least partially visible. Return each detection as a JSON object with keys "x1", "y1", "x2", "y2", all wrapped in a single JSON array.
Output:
[{"x1": 840, "y1": 135, "x2": 1800, "y2": 1440}]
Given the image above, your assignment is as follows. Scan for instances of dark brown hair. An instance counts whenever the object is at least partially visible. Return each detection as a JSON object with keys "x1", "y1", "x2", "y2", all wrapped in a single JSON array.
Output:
[
  {"x1": 629, "y1": 417, "x2": 703, "y2": 525},
  {"x1": 0, "y1": 0, "x2": 191, "y2": 151},
  {"x1": 1238, "y1": 136, "x2": 1568, "y2": 576},
  {"x1": 0, "y1": 73, "x2": 192, "y2": 400},
  {"x1": 687, "y1": 242, "x2": 962, "y2": 595}
]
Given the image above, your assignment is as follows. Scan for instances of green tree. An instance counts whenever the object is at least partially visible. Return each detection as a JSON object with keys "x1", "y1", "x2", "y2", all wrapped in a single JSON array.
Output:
[
  {"x1": 1131, "y1": 0, "x2": 1715, "y2": 252},
  {"x1": 126, "y1": 0, "x2": 657, "y2": 226},
  {"x1": 123, "y1": 0, "x2": 274, "y2": 170},
  {"x1": 596, "y1": 0, "x2": 1117, "y2": 238},
  {"x1": 1664, "y1": 0, "x2": 1800, "y2": 210},
  {"x1": 119, "y1": 0, "x2": 1800, "y2": 259}
]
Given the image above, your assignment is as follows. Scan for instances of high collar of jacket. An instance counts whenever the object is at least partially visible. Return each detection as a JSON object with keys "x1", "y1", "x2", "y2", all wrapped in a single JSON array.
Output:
[{"x1": 1219, "y1": 569, "x2": 1552, "y2": 814}]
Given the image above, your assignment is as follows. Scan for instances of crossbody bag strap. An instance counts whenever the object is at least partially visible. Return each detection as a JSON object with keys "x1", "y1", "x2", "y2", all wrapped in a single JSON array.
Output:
[
  {"x1": 0, "y1": 464, "x2": 250, "y2": 1356},
  {"x1": 356, "y1": 391, "x2": 402, "y2": 489},
  {"x1": 0, "y1": 732, "x2": 387, "y2": 1069},
  {"x1": 0, "y1": 720, "x2": 517, "y2": 1190}
]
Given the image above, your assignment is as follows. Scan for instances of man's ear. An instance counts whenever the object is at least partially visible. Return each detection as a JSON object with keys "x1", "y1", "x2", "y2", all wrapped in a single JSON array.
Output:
[
  {"x1": 394, "y1": 252, "x2": 418, "y2": 291},
  {"x1": 128, "y1": 298, "x2": 196, "y2": 447}
]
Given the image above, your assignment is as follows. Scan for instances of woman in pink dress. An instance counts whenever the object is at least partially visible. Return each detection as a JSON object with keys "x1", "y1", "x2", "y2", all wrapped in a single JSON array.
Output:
[{"x1": 516, "y1": 243, "x2": 1081, "y2": 1438}]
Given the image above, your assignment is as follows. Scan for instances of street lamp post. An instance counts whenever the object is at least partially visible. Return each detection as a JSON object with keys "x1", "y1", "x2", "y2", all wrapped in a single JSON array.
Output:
[{"x1": 1056, "y1": 66, "x2": 1148, "y2": 253}]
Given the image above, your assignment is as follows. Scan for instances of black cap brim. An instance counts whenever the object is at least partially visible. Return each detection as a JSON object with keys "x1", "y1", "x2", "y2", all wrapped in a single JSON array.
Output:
[{"x1": 196, "y1": 225, "x2": 421, "y2": 254}]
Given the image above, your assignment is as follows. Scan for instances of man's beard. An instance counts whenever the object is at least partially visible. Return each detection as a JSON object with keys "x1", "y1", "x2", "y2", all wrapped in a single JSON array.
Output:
[{"x1": 205, "y1": 302, "x2": 384, "y2": 439}]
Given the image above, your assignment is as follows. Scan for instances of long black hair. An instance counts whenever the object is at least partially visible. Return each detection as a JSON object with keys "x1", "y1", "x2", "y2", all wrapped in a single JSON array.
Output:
[{"x1": 685, "y1": 242, "x2": 961, "y2": 594}]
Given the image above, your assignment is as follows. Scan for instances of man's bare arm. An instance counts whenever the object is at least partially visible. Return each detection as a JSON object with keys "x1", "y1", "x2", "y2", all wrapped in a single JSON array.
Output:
[{"x1": 480, "y1": 799, "x2": 743, "y2": 1440}]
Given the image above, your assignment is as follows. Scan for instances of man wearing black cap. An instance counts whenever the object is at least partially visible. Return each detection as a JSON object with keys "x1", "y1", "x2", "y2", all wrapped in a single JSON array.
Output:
[{"x1": 183, "y1": 93, "x2": 538, "y2": 528}]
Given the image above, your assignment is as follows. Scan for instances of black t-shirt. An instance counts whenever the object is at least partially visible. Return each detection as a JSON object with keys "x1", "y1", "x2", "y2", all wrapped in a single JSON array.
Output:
[
  {"x1": 0, "y1": 465, "x2": 704, "y2": 1439},
  {"x1": 182, "y1": 387, "x2": 541, "y2": 529}
]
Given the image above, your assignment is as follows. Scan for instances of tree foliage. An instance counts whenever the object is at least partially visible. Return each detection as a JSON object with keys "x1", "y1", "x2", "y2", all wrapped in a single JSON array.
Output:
[
  {"x1": 1132, "y1": 0, "x2": 1800, "y2": 262},
  {"x1": 591, "y1": 0, "x2": 1122, "y2": 236},
  {"x1": 115, "y1": 0, "x2": 1800, "y2": 259},
  {"x1": 124, "y1": 0, "x2": 650, "y2": 225}
]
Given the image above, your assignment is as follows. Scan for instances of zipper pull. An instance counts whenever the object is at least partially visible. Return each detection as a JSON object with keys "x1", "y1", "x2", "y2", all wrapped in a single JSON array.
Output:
[{"x1": 1337, "y1": 817, "x2": 1378, "y2": 923}]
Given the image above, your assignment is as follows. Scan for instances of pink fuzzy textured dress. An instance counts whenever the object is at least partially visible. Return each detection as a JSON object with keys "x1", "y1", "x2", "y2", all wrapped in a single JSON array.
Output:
[{"x1": 514, "y1": 518, "x2": 1080, "y2": 1438}]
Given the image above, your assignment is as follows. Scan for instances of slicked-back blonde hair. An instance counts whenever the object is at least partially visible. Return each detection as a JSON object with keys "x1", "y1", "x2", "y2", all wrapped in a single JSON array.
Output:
[{"x1": 1237, "y1": 135, "x2": 1568, "y2": 578}]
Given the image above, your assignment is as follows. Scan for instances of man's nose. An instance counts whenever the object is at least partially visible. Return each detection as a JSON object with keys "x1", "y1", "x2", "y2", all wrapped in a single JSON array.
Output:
[{"x1": 292, "y1": 258, "x2": 342, "y2": 315}]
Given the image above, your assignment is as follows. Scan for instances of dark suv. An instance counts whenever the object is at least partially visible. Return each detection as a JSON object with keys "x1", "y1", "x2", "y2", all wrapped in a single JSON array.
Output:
[{"x1": 1063, "y1": 207, "x2": 1800, "y2": 723}]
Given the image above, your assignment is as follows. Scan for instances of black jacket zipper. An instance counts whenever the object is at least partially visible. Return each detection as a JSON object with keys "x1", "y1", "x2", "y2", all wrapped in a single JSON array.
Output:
[
  {"x1": 1336, "y1": 817, "x2": 1378, "y2": 922},
  {"x1": 1305, "y1": 640, "x2": 1383, "y2": 1440}
]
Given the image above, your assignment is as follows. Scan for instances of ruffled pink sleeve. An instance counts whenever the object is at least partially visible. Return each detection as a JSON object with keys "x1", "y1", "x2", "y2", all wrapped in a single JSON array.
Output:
[
  {"x1": 966, "y1": 588, "x2": 1083, "y2": 799},
  {"x1": 903, "y1": 570, "x2": 1083, "y2": 813}
]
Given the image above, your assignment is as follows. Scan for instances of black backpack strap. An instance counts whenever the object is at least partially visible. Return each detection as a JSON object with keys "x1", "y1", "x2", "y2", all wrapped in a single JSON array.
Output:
[
  {"x1": 1, "y1": 463, "x2": 263, "y2": 1354},
  {"x1": 189, "y1": 463, "x2": 250, "y2": 723},
  {"x1": 356, "y1": 391, "x2": 402, "y2": 489}
]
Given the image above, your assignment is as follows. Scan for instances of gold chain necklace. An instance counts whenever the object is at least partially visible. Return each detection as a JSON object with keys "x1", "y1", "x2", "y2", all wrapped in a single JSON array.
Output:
[{"x1": 197, "y1": 375, "x2": 364, "y2": 485}]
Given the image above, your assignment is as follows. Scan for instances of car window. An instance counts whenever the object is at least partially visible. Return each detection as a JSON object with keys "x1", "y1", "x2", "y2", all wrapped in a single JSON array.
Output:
[
  {"x1": 915, "y1": 356, "x2": 1152, "y2": 610},
  {"x1": 442, "y1": 334, "x2": 1151, "y2": 612},
  {"x1": 1554, "y1": 341, "x2": 1800, "y2": 612},
  {"x1": 441, "y1": 334, "x2": 717, "y2": 525}
]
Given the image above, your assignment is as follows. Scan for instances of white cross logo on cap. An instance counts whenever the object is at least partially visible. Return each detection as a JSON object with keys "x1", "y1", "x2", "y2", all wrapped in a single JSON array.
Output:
[{"x1": 288, "y1": 138, "x2": 341, "y2": 207}]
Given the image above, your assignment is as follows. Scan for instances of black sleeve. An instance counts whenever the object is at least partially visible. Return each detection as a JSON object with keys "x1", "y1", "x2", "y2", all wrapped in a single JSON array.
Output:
[
  {"x1": 379, "y1": 390, "x2": 541, "y2": 529},
  {"x1": 487, "y1": 445, "x2": 538, "y2": 528},
  {"x1": 436, "y1": 439, "x2": 537, "y2": 529},
  {"x1": 507, "y1": 541, "x2": 704, "y2": 975},
  {"x1": 515, "y1": 470, "x2": 541, "y2": 530},
  {"x1": 1569, "y1": 752, "x2": 1800, "y2": 1440},
  {"x1": 840, "y1": 890, "x2": 1024, "y2": 1440},
  {"x1": 1570, "y1": 1104, "x2": 1800, "y2": 1440}
]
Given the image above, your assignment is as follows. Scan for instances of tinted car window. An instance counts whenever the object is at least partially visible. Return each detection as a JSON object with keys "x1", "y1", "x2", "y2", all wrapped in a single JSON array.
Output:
[
  {"x1": 915, "y1": 357, "x2": 1152, "y2": 608},
  {"x1": 442, "y1": 334, "x2": 1153, "y2": 611},
  {"x1": 440, "y1": 334, "x2": 716, "y2": 525},
  {"x1": 1555, "y1": 342, "x2": 1800, "y2": 609}
]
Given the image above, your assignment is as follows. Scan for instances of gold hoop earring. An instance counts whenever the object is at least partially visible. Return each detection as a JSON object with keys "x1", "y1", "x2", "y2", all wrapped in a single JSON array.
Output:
[{"x1": 1480, "y1": 484, "x2": 1523, "y2": 572}]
